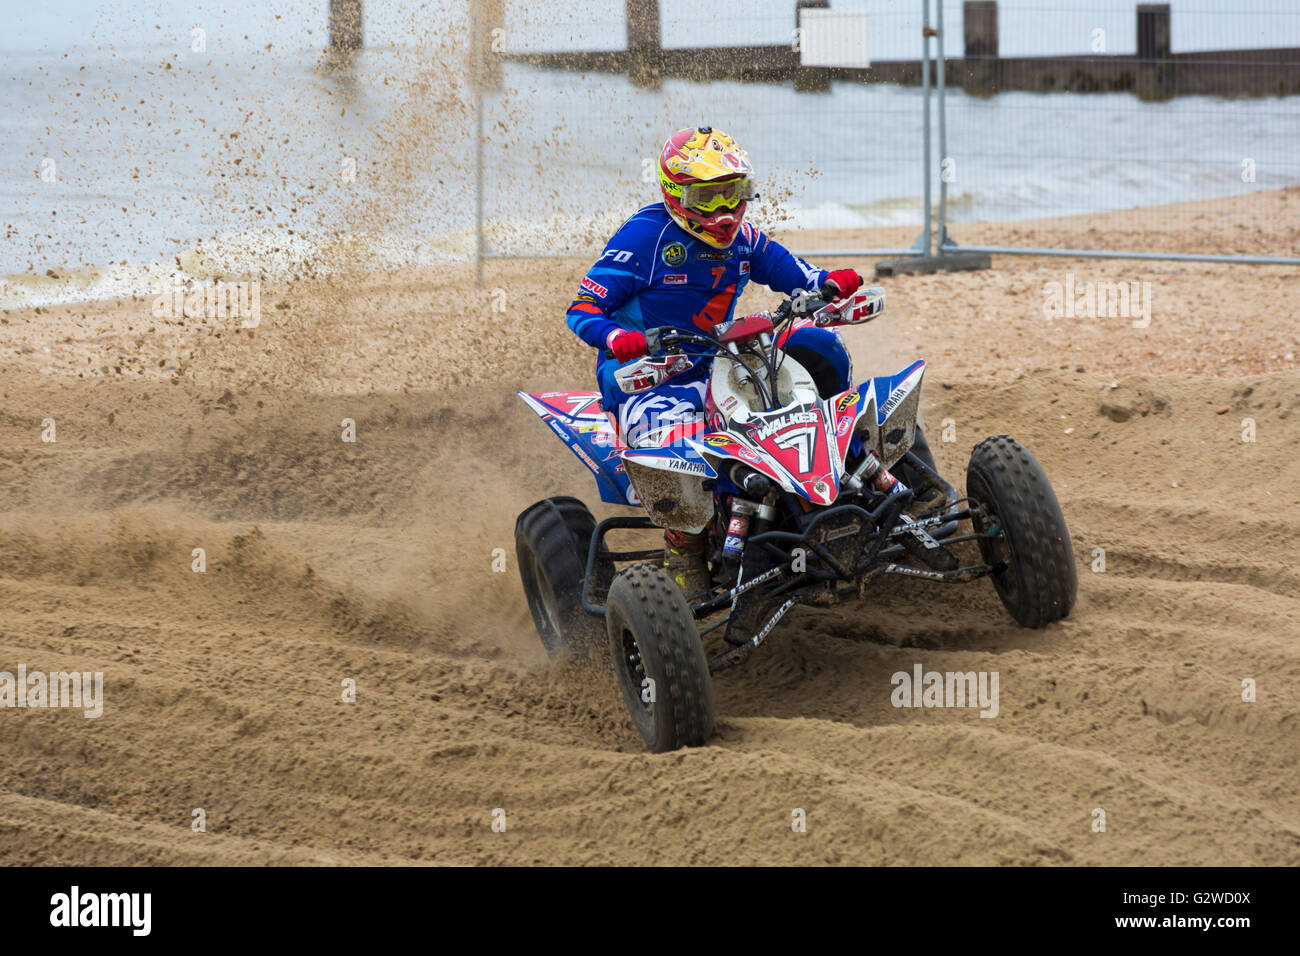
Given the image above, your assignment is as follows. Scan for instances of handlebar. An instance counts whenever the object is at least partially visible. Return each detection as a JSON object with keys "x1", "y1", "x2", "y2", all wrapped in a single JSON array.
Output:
[
  {"x1": 603, "y1": 282, "x2": 843, "y2": 360},
  {"x1": 776, "y1": 282, "x2": 839, "y2": 319},
  {"x1": 603, "y1": 327, "x2": 719, "y2": 360}
]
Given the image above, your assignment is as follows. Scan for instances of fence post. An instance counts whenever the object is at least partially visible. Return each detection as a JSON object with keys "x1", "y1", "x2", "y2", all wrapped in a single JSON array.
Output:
[
  {"x1": 1137, "y1": 3, "x2": 1173, "y2": 100},
  {"x1": 935, "y1": 0, "x2": 950, "y2": 249},
  {"x1": 627, "y1": 0, "x2": 662, "y2": 88},
  {"x1": 472, "y1": 1, "x2": 486, "y2": 287},
  {"x1": 880, "y1": 0, "x2": 991, "y2": 274},
  {"x1": 328, "y1": 0, "x2": 363, "y2": 52},
  {"x1": 480, "y1": 0, "x2": 503, "y2": 92},
  {"x1": 962, "y1": 1, "x2": 998, "y2": 94},
  {"x1": 794, "y1": 0, "x2": 832, "y2": 93},
  {"x1": 912, "y1": 0, "x2": 933, "y2": 256}
]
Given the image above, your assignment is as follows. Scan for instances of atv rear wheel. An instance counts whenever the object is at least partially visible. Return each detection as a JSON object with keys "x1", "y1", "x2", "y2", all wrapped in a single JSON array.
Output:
[
  {"x1": 515, "y1": 496, "x2": 612, "y2": 659},
  {"x1": 966, "y1": 436, "x2": 1077, "y2": 628},
  {"x1": 605, "y1": 564, "x2": 715, "y2": 752}
]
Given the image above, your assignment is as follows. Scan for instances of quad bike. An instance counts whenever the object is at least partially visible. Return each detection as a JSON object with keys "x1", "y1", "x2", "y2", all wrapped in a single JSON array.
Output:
[{"x1": 515, "y1": 285, "x2": 1077, "y2": 752}]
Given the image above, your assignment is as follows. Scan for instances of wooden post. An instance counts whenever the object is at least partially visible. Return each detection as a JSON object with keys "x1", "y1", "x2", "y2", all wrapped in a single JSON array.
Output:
[
  {"x1": 962, "y1": 1, "x2": 998, "y2": 94},
  {"x1": 626, "y1": 0, "x2": 661, "y2": 88},
  {"x1": 794, "y1": 0, "x2": 832, "y2": 93},
  {"x1": 470, "y1": 0, "x2": 505, "y2": 284},
  {"x1": 1137, "y1": 3, "x2": 1173, "y2": 99},
  {"x1": 478, "y1": 0, "x2": 504, "y2": 92},
  {"x1": 328, "y1": 0, "x2": 363, "y2": 52}
]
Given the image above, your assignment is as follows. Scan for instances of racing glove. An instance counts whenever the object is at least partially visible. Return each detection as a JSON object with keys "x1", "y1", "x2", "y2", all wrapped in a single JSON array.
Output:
[
  {"x1": 824, "y1": 269, "x2": 863, "y2": 300},
  {"x1": 606, "y1": 328, "x2": 648, "y2": 363}
]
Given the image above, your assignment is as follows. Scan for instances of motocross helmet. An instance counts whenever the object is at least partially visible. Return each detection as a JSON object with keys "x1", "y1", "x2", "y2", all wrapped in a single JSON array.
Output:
[{"x1": 658, "y1": 126, "x2": 757, "y2": 249}]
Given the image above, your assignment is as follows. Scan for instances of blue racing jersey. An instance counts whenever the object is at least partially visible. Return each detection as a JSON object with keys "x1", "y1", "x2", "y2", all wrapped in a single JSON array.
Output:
[{"x1": 566, "y1": 204, "x2": 829, "y2": 409}]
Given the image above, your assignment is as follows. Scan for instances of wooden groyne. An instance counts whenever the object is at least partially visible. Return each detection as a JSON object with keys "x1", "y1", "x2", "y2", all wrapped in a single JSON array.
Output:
[{"x1": 486, "y1": 1, "x2": 1300, "y2": 100}]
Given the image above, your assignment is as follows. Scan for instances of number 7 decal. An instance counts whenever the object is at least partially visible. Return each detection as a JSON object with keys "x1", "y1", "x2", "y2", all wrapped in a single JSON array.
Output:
[
  {"x1": 562, "y1": 394, "x2": 601, "y2": 417},
  {"x1": 772, "y1": 426, "x2": 816, "y2": 474},
  {"x1": 692, "y1": 284, "x2": 736, "y2": 331}
]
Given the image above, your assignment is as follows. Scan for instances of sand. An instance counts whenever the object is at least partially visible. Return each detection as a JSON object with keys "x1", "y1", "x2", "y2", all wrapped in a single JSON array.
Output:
[{"x1": 1, "y1": 188, "x2": 1299, "y2": 865}]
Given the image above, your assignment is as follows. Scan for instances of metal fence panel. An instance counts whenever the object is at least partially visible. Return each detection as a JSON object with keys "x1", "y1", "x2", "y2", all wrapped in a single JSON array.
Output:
[
  {"x1": 471, "y1": 0, "x2": 1300, "y2": 274},
  {"x1": 937, "y1": 0, "x2": 1300, "y2": 264},
  {"x1": 475, "y1": 1, "x2": 931, "y2": 266}
]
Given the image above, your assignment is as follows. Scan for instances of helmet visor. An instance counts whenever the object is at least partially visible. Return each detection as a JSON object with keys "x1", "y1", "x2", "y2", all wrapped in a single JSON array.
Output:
[{"x1": 680, "y1": 176, "x2": 757, "y2": 215}]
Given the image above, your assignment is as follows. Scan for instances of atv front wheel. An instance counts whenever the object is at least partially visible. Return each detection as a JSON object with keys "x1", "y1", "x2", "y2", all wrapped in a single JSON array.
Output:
[
  {"x1": 966, "y1": 436, "x2": 1077, "y2": 628},
  {"x1": 606, "y1": 564, "x2": 715, "y2": 752},
  {"x1": 515, "y1": 496, "x2": 612, "y2": 659}
]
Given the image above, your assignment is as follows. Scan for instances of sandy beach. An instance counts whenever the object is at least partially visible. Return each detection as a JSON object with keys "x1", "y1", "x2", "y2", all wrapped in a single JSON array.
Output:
[{"x1": 1, "y1": 187, "x2": 1298, "y2": 865}]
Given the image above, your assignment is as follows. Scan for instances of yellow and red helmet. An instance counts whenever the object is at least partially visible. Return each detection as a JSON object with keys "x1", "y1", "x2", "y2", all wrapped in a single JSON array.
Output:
[{"x1": 658, "y1": 126, "x2": 756, "y2": 249}]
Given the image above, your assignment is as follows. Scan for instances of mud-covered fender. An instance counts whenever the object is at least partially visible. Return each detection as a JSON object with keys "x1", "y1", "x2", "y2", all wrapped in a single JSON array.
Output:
[
  {"x1": 620, "y1": 447, "x2": 716, "y2": 534},
  {"x1": 832, "y1": 359, "x2": 925, "y2": 470}
]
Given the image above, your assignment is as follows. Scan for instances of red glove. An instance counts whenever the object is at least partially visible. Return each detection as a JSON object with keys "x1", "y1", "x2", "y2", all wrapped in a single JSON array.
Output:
[
  {"x1": 824, "y1": 269, "x2": 863, "y2": 300},
  {"x1": 606, "y1": 328, "x2": 647, "y2": 363}
]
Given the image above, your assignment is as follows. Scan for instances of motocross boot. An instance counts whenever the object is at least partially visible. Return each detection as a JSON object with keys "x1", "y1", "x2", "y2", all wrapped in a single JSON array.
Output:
[
  {"x1": 663, "y1": 529, "x2": 711, "y2": 604},
  {"x1": 723, "y1": 587, "x2": 791, "y2": 645}
]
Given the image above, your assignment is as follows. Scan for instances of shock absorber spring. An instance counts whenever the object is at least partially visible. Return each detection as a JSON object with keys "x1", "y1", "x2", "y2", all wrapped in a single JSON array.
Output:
[
  {"x1": 849, "y1": 449, "x2": 908, "y2": 497},
  {"x1": 723, "y1": 499, "x2": 759, "y2": 559}
]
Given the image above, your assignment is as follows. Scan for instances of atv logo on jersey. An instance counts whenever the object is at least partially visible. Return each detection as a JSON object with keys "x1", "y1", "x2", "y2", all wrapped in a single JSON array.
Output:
[
  {"x1": 698, "y1": 249, "x2": 731, "y2": 261},
  {"x1": 580, "y1": 277, "x2": 608, "y2": 298},
  {"x1": 662, "y1": 242, "x2": 687, "y2": 267}
]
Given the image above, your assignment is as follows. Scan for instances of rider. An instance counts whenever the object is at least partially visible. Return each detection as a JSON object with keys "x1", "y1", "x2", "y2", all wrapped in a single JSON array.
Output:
[{"x1": 565, "y1": 126, "x2": 864, "y2": 602}]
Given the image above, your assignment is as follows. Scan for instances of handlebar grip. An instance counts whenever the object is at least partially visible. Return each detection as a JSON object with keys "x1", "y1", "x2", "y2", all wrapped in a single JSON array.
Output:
[
  {"x1": 606, "y1": 327, "x2": 657, "y2": 361},
  {"x1": 604, "y1": 327, "x2": 701, "y2": 362}
]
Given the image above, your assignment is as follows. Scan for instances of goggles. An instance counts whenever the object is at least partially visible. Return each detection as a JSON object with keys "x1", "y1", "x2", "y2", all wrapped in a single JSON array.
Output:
[{"x1": 679, "y1": 176, "x2": 757, "y2": 215}]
